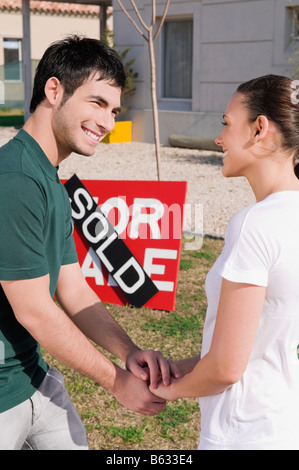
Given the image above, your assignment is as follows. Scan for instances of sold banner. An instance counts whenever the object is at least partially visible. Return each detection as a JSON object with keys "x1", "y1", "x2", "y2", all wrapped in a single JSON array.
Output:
[{"x1": 63, "y1": 176, "x2": 187, "y2": 311}]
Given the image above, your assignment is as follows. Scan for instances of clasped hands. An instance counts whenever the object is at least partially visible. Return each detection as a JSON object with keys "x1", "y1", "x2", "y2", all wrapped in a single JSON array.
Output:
[{"x1": 119, "y1": 348, "x2": 182, "y2": 416}]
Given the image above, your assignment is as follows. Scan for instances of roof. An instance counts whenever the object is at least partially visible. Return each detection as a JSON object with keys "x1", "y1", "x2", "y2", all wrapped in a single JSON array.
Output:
[{"x1": 0, "y1": 0, "x2": 104, "y2": 16}]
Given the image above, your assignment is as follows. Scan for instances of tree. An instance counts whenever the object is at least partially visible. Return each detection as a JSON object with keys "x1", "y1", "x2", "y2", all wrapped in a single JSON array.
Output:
[
  {"x1": 102, "y1": 29, "x2": 139, "y2": 112},
  {"x1": 117, "y1": 0, "x2": 171, "y2": 180}
]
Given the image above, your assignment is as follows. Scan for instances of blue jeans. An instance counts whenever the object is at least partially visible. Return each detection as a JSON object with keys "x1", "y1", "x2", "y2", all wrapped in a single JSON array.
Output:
[{"x1": 0, "y1": 368, "x2": 89, "y2": 450}]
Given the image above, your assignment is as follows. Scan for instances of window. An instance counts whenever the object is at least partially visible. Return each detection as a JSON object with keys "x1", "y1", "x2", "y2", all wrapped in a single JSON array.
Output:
[
  {"x1": 292, "y1": 8, "x2": 299, "y2": 40},
  {"x1": 163, "y1": 19, "x2": 193, "y2": 100},
  {"x1": 3, "y1": 38, "x2": 22, "y2": 81}
]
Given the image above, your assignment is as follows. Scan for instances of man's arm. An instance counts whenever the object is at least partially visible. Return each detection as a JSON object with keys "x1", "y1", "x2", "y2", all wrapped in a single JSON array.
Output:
[
  {"x1": 56, "y1": 263, "x2": 139, "y2": 361},
  {"x1": 1, "y1": 274, "x2": 166, "y2": 416},
  {"x1": 55, "y1": 263, "x2": 182, "y2": 388}
]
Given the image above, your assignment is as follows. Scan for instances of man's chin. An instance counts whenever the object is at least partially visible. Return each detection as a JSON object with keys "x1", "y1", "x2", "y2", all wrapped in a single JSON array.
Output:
[{"x1": 72, "y1": 146, "x2": 98, "y2": 157}]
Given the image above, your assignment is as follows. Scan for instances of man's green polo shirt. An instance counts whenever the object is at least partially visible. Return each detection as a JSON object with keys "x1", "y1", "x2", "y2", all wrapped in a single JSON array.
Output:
[{"x1": 0, "y1": 129, "x2": 78, "y2": 413}]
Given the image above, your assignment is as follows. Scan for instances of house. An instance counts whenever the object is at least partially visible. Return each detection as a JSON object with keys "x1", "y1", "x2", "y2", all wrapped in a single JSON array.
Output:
[
  {"x1": 112, "y1": 0, "x2": 299, "y2": 145},
  {"x1": 0, "y1": 0, "x2": 112, "y2": 108}
]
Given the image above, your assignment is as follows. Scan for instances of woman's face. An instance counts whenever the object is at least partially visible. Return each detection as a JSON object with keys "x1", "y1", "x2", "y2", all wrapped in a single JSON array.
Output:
[{"x1": 215, "y1": 93, "x2": 257, "y2": 178}]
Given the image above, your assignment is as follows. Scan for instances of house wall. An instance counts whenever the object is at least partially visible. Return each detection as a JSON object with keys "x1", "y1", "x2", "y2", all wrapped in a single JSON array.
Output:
[
  {"x1": 0, "y1": 8, "x2": 104, "y2": 108},
  {"x1": 113, "y1": 0, "x2": 299, "y2": 144}
]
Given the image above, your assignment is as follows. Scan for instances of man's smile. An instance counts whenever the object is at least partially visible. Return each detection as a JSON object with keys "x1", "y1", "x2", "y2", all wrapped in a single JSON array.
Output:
[{"x1": 81, "y1": 126, "x2": 102, "y2": 144}]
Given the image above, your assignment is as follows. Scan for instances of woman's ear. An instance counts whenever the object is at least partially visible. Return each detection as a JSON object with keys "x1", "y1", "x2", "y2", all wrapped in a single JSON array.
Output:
[
  {"x1": 253, "y1": 115, "x2": 269, "y2": 142},
  {"x1": 44, "y1": 77, "x2": 62, "y2": 107}
]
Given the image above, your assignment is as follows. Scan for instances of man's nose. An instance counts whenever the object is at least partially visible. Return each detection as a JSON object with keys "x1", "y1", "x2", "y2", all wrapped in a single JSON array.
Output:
[{"x1": 96, "y1": 111, "x2": 115, "y2": 135}]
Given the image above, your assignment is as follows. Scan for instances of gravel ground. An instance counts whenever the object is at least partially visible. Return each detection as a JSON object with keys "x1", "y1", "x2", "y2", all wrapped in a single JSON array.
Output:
[{"x1": 0, "y1": 126, "x2": 255, "y2": 239}]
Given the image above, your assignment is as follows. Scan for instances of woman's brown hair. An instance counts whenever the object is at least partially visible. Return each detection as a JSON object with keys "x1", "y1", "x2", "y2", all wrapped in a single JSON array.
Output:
[{"x1": 237, "y1": 75, "x2": 299, "y2": 176}]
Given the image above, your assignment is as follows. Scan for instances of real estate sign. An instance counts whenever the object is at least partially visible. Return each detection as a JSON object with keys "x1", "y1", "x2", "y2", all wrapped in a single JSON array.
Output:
[{"x1": 63, "y1": 176, "x2": 187, "y2": 311}]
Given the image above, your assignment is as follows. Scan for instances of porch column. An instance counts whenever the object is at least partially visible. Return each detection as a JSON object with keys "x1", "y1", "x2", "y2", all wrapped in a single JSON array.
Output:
[
  {"x1": 22, "y1": 0, "x2": 32, "y2": 122},
  {"x1": 99, "y1": 4, "x2": 107, "y2": 39}
]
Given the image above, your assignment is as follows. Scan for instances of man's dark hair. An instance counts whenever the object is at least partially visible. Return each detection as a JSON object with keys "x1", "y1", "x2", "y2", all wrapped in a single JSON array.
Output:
[{"x1": 30, "y1": 35, "x2": 126, "y2": 113}]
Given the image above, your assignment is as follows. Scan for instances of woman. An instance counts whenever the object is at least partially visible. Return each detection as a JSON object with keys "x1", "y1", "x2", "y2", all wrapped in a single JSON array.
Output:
[{"x1": 150, "y1": 75, "x2": 299, "y2": 450}]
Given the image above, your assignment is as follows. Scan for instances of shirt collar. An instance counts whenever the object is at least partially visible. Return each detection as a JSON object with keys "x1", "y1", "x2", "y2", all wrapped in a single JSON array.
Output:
[{"x1": 14, "y1": 128, "x2": 59, "y2": 181}]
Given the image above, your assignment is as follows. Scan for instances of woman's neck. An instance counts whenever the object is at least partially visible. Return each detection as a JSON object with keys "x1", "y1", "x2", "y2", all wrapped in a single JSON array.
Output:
[{"x1": 245, "y1": 157, "x2": 299, "y2": 202}]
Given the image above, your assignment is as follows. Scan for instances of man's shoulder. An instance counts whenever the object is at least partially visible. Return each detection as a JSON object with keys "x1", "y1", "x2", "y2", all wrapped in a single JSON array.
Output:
[
  {"x1": 0, "y1": 133, "x2": 24, "y2": 175},
  {"x1": 0, "y1": 133, "x2": 44, "y2": 202},
  {"x1": 0, "y1": 131, "x2": 44, "y2": 190}
]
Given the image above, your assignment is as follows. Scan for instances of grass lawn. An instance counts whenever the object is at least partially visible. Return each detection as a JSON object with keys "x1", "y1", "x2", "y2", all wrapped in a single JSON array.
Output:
[
  {"x1": 42, "y1": 236, "x2": 224, "y2": 450},
  {"x1": 0, "y1": 109, "x2": 24, "y2": 127}
]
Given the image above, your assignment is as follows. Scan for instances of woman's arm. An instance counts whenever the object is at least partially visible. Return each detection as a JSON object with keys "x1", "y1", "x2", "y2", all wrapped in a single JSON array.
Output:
[
  {"x1": 150, "y1": 279, "x2": 266, "y2": 400},
  {"x1": 173, "y1": 355, "x2": 201, "y2": 375}
]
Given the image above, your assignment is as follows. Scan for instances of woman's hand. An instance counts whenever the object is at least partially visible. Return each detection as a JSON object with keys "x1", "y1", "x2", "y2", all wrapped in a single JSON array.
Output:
[{"x1": 149, "y1": 376, "x2": 180, "y2": 401}]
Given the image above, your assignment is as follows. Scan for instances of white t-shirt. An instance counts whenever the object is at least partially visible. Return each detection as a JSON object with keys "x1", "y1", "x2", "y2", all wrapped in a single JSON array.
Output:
[{"x1": 199, "y1": 191, "x2": 299, "y2": 450}]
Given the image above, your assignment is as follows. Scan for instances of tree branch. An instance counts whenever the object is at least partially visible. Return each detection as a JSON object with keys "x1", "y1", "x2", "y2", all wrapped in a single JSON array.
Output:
[
  {"x1": 117, "y1": 0, "x2": 149, "y2": 41},
  {"x1": 154, "y1": 0, "x2": 171, "y2": 40},
  {"x1": 130, "y1": 0, "x2": 150, "y2": 33},
  {"x1": 152, "y1": 0, "x2": 156, "y2": 28}
]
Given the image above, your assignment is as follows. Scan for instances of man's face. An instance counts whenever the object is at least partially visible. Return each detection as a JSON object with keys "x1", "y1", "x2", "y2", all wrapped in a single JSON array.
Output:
[{"x1": 52, "y1": 73, "x2": 122, "y2": 159}]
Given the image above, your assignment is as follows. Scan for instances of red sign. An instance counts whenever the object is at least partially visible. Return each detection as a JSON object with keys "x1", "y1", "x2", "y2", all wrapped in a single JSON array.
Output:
[{"x1": 62, "y1": 179, "x2": 187, "y2": 311}]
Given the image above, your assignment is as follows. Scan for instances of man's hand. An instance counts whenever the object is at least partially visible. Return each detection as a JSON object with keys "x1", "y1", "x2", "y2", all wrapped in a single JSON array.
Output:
[
  {"x1": 149, "y1": 355, "x2": 202, "y2": 400},
  {"x1": 126, "y1": 349, "x2": 183, "y2": 389},
  {"x1": 112, "y1": 367, "x2": 167, "y2": 416}
]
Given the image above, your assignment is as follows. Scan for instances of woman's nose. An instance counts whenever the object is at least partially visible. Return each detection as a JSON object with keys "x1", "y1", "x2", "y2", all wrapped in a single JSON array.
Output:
[{"x1": 215, "y1": 135, "x2": 223, "y2": 147}]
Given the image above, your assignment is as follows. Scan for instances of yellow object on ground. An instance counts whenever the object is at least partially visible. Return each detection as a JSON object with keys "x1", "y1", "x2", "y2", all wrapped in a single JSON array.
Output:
[{"x1": 102, "y1": 121, "x2": 132, "y2": 143}]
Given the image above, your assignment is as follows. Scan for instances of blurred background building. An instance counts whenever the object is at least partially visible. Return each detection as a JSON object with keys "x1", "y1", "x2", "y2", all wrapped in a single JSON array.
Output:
[{"x1": 0, "y1": 0, "x2": 298, "y2": 143}]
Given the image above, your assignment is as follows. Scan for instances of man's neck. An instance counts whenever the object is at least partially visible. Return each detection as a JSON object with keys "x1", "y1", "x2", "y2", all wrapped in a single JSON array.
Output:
[{"x1": 23, "y1": 109, "x2": 70, "y2": 167}]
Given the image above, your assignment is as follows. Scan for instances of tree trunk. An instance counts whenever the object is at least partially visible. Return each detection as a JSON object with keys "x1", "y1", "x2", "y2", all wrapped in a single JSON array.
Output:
[
  {"x1": 117, "y1": 0, "x2": 171, "y2": 180},
  {"x1": 148, "y1": 27, "x2": 161, "y2": 181}
]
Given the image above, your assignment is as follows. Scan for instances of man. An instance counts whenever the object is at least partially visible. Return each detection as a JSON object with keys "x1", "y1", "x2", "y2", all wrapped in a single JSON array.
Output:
[{"x1": 0, "y1": 36, "x2": 180, "y2": 450}]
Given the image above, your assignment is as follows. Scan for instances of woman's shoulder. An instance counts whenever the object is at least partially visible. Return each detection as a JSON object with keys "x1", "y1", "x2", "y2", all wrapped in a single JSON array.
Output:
[
  {"x1": 226, "y1": 204, "x2": 256, "y2": 239},
  {"x1": 226, "y1": 193, "x2": 298, "y2": 243},
  {"x1": 226, "y1": 198, "x2": 278, "y2": 242}
]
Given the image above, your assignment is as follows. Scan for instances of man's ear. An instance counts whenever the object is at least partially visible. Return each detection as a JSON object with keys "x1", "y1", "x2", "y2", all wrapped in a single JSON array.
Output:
[
  {"x1": 44, "y1": 77, "x2": 62, "y2": 106},
  {"x1": 253, "y1": 115, "x2": 269, "y2": 142}
]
